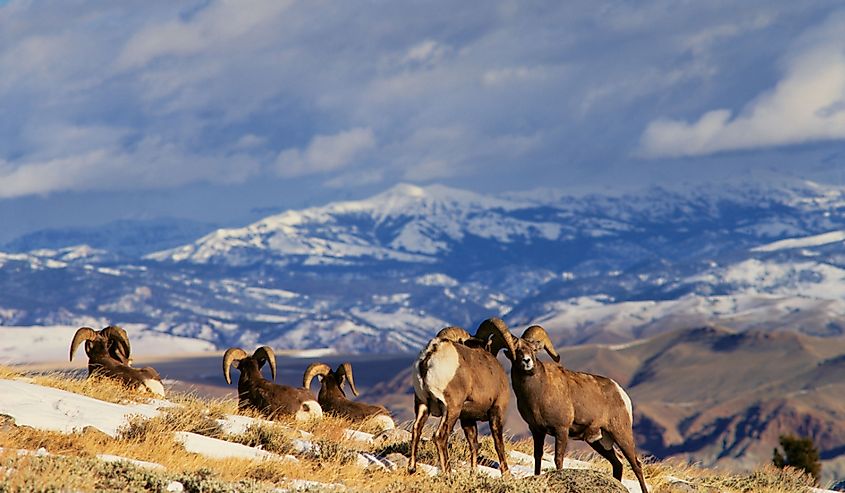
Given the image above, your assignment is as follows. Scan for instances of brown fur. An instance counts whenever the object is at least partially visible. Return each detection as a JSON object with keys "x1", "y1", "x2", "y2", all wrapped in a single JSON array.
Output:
[
  {"x1": 304, "y1": 363, "x2": 391, "y2": 421},
  {"x1": 507, "y1": 329, "x2": 648, "y2": 492},
  {"x1": 225, "y1": 349, "x2": 318, "y2": 419},
  {"x1": 69, "y1": 327, "x2": 163, "y2": 394},
  {"x1": 409, "y1": 331, "x2": 510, "y2": 476}
]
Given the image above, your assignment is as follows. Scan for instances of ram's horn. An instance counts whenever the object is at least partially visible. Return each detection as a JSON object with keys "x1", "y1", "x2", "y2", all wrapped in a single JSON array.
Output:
[
  {"x1": 336, "y1": 362, "x2": 359, "y2": 397},
  {"x1": 101, "y1": 325, "x2": 131, "y2": 364},
  {"x1": 473, "y1": 317, "x2": 516, "y2": 357},
  {"x1": 69, "y1": 327, "x2": 98, "y2": 362},
  {"x1": 435, "y1": 326, "x2": 472, "y2": 343},
  {"x1": 521, "y1": 325, "x2": 561, "y2": 362},
  {"x1": 252, "y1": 346, "x2": 277, "y2": 381},
  {"x1": 303, "y1": 362, "x2": 332, "y2": 389},
  {"x1": 222, "y1": 347, "x2": 248, "y2": 385}
]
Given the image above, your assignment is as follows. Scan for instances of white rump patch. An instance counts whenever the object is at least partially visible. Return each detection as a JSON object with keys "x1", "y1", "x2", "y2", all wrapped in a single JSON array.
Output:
[
  {"x1": 421, "y1": 341, "x2": 459, "y2": 409},
  {"x1": 295, "y1": 400, "x2": 323, "y2": 421},
  {"x1": 143, "y1": 379, "x2": 165, "y2": 397},
  {"x1": 411, "y1": 341, "x2": 435, "y2": 401},
  {"x1": 611, "y1": 380, "x2": 633, "y2": 424}
]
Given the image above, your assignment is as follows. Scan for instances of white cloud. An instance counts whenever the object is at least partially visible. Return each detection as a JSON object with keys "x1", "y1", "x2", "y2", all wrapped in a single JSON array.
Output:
[
  {"x1": 401, "y1": 39, "x2": 448, "y2": 67},
  {"x1": 0, "y1": 137, "x2": 260, "y2": 199},
  {"x1": 116, "y1": 0, "x2": 293, "y2": 70},
  {"x1": 276, "y1": 128, "x2": 376, "y2": 178},
  {"x1": 640, "y1": 10, "x2": 845, "y2": 158}
]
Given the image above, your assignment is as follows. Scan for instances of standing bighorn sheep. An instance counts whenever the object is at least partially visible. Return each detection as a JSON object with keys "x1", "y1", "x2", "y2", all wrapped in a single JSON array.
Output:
[
  {"x1": 303, "y1": 362, "x2": 395, "y2": 429},
  {"x1": 69, "y1": 326, "x2": 164, "y2": 397},
  {"x1": 408, "y1": 323, "x2": 513, "y2": 475},
  {"x1": 480, "y1": 319, "x2": 648, "y2": 492},
  {"x1": 223, "y1": 346, "x2": 322, "y2": 421}
]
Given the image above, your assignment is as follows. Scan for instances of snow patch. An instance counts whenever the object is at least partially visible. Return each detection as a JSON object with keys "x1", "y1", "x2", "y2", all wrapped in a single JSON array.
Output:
[
  {"x1": 0, "y1": 379, "x2": 161, "y2": 437},
  {"x1": 752, "y1": 230, "x2": 845, "y2": 252}
]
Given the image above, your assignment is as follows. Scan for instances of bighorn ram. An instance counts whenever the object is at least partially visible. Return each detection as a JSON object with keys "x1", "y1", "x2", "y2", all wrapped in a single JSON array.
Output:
[
  {"x1": 69, "y1": 326, "x2": 164, "y2": 397},
  {"x1": 408, "y1": 323, "x2": 513, "y2": 475},
  {"x1": 303, "y1": 362, "x2": 395, "y2": 430},
  {"x1": 223, "y1": 346, "x2": 322, "y2": 421},
  {"x1": 480, "y1": 319, "x2": 648, "y2": 492}
]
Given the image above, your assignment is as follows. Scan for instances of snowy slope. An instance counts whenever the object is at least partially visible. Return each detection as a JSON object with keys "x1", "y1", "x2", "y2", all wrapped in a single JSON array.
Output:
[
  {"x1": 0, "y1": 379, "x2": 160, "y2": 436},
  {"x1": 751, "y1": 230, "x2": 845, "y2": 252},
  {"x1": 0, "y1": 325, "x2": 217, "y2": 364},
  {"x1": 147, "y1": 183, "x2": 563, "y2": 266},
  {"x1": 4, "y1": 179, "x2": 845, "y2": 353}
]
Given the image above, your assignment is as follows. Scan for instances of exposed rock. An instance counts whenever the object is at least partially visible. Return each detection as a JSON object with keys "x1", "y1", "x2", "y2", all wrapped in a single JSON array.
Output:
[
  {"x1": 372, "y1": 428, "x2": 411, "y2": 448},
  {"x1": 0, "y1": 414, "x2": 15, "y2": 432},
  {"x1": 165, "y1": 481, "x2": 184, "y2": 492},
  {"x1": 82, "y1": 426, "x2": 111, "y2": 442},
  {"x1": 524, "y1": 469, "x2": 629, "y2": 493},
  {"x1": 384, "y1": 453, "x2": 409, "y2": 470}
]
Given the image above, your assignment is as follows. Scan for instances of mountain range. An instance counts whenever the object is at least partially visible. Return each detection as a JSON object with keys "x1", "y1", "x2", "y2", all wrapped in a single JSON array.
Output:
[{"x1": 3, "y1": 180, "x2": 845, "y2": 353}]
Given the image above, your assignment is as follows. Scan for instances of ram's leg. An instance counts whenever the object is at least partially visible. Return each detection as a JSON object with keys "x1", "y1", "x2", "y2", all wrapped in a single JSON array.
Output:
[
  {"x1": 589, "y1": 438, "x2": 624, "y2": 480},
  {"x1": 408, "y1": 398, "x2": 429, "y2": 474},
  {"x1": 489, "y1": 411, "x2": 509, "y2": 476},
  {"x1": 553, "y1": 427, "x2": 569, "y2": 470},
  {"x1": 614, "y1": 430, "x2": 649, "y2": 493},
  {"x1": 434, "y1": 406, "x2": 460, "y2": 474},
  {"x1": 531, "y1": 427, "x2": 545, "y2": 475},
  {"x1": 460, "y1": 418, "x2": 478, "y2": 470}
]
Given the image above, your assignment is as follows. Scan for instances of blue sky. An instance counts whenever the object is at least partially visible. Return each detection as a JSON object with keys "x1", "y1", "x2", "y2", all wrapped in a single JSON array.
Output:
[{"x1": 1, "y1": 1, "x2": 844, "y2": 242}]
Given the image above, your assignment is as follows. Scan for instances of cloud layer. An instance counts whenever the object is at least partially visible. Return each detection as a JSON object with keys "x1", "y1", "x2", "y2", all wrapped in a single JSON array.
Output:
[
  {"x1": 0, "y1": 1, "x2": 843, "y2": 203},
  {"x1": 641, "y1": 10, "x2": 845, "y2": 157}
]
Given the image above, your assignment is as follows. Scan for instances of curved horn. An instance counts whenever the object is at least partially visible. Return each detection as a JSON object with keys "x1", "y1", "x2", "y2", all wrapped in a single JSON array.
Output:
[
  {"x1": 252, "y1": 346, "x2": 277, "y2": 381},
  {"x1": 435, "y1": 326, "x2": 472, "y2": 343},
  {"x1": 474, "y1": 317, "x2": 516, "y2": 358},
  {"x1": 101, "y1": 325, "x2": 131, "y2": 364},
  {"x1": 69, "y1": 327, "x2": 98, "y2": 362},
  {"x1": 222, "y1": 347, "x2": 248, "y2": 385},
  {"x1": 302, "y1": 362, "x2": 332, "y2": 390},
  {"x1": 521, "y1": 325, "x2": 561, "y2": 362},
  {"x1": 336, "y1": 362, "x2": 358, "y2": 397}
]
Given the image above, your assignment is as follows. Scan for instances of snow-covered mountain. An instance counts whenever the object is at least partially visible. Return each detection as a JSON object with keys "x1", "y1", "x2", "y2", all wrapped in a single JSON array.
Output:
[
  {"x1": 146, "y1": 184, "x2": 563, "y2": 267},
  {"x1": 3, "y1": 180, "x2": 845, "y2": 354}
]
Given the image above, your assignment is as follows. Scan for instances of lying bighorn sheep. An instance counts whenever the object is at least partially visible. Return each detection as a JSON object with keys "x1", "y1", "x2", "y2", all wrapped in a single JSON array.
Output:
[
  {"x1": 408, "y1": 324, "x2": 512, "y2": 475},
  {"x1": 481, "y1": 320, "x2": 648, "y2": 492},
  {"x1": 223, "y1": 346, "x2": 322, "y2": 421},
  {"x1": 69, "y1": 326, "x2": 164, "y2": 397},
  {"x1": 303, "y1": 362, "x2": 395, "y2": 430}
]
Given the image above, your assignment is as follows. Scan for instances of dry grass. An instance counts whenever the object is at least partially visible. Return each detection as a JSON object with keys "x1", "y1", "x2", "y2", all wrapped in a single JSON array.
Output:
[
  {"x1": 0, "y1": 370, "x2": 826, "y2": 492},
  {"x1": 0, "y1": 365, "x2": 155, "y2": 405}
]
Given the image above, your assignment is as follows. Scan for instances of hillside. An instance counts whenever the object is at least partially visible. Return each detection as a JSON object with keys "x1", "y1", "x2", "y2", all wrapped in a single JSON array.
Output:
[
  {"x1": 0, "y1": 369, "x2": 833, "y2": 493},
  {"x1": 4, "y1": 180, "x2": 845, "y2": 353},
  {"x1": 362, "y1": 326, "x2": 845, "y2": 485}
]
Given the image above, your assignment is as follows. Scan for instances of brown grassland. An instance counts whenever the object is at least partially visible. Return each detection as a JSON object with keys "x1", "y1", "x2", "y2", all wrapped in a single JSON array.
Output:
[{"x1": 0, "y1": 366, "x2": 821, "y2": 493}]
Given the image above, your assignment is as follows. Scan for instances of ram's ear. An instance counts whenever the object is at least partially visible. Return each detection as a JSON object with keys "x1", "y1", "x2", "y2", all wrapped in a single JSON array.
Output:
[{"x1": 530, "y1": 339, "x2": 545, "y2": 353}]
